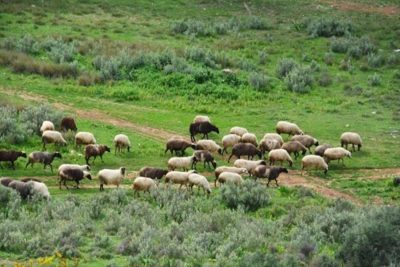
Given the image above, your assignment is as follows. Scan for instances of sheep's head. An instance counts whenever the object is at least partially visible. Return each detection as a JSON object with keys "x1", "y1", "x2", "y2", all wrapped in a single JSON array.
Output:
[
  {"x1": 54, "y1": 152, "x2": 62, "y2": 158},
  {"x1": 105, "y1": 146, "x2": 111, "y2": 153},
  {"x1": 83, "y1": 171, "x2": 92, "y2": 180},
  {"x1": 279, "y1": 167, "x2": 288, "y2": 174},
  {"x1": 120, "y1": 167, "x2": 126, "y2": 175},
  {"x1": 211, "y1": 160, "x2": 217, "y2": 169},
  {"x1": 217, "y1": 148, "x2": 222, "y2": 155},
  {"x1": 314, "y1": 140, "x2": 319, "y2": 146},
  {"x1": 127, "y1": 146, "x2": 131, "y2": 152},
  {"x1": 190, "y1": 143, "x2": 197, "y2": 150},
  {"x1": 85, "y1": 165, "x2": 91, "y2": 171},
  {"x1": 302, "y1": 148, "x2": 307, "y2": 155},
  {"x1": 260, "y1": 160, "x2": 267, "y2": 165},
  {"x1": 21, "y1": 151, "x2": 27, "y2": 158},
  {"x1": 347, "y1": 152, "x2": 352, "y2": 158}
]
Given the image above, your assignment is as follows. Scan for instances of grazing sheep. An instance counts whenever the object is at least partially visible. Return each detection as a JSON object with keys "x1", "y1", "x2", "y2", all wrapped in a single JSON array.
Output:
[
  {"x1": 165, "y1": 139, "x2": 197, "y2": 156},
  {"x1": 58, "y1": 164, "x2": 91, "y2": 173},
  {"x1": 139, "y1": 167, "x2": 168, "y2": 180},
  {"x1": 59, "y1": 168, "x2": 92, "y2": 189},
  {"x1": 230, "y1": 126, "x2": 248, "y2": 137},
  {"x1": 253, "y1": 165, "x2": 288, "y2": 186},
  {"x1": 259, "y1": 138, "x2": 282, "y2": 157},
  {"x1": 217, "y1": 172, "x2": 244, "y2": 186},
  {"x1": 165, "y1": 170, "x2": 197, "y2": 189},
  {"x1": 0, "y1": 150, "x2": 27, "y2": 170},
  {"x1": 193, "y1": 115, "x2": 211, "y2": 123},
  {"x1": 196, "y1": 140, "x2": 222, "y2": 155},
  {"x1": 20, "y1": 178, "x2": 42, "y2": 183},
  {"x1": 233, "y1": 159, "x2": 267, "y2": 176},
  {"x1": 168, "y1": 156, "x2": 197, "y2": 171},
  {"x1": 276, "y1": 121, "x2": 303, "y2": 137},
  {"x1": 282, "y1": 141, "x2": 307, "y2": 160},
  {"x1": 241, "y1": 133, "x2": 258, "y2": 147},
  {"x1": 0, "y1": 177, "x2": 13, "y2": 187},
  {"x1": 42, "y1": 130, "x2": 67, "y2": 151},
  {"x1": 114, "y1": 134, "x2": 131, "y2": 155},
  {"x1": 188, "y1": 173, "x2": 211, "y2": 195},
  {"x1": 291, "y1": 134, "x2": 319, "y2": 154},
  {"x1": 8, "y1": 180, "x2": 32, "y2": 199},
  {"x1": 340, "y1": 132, "x2": 362, "y2": 152},
  {"x1": 133, "y1": 177, "x2": 157, "y2": 197},
  {"x1": 301, "y1": 155, "x2": 328, "y2": 176},
  {"x1": 25, "y1": 151, "x2": 62, "y2": 172},
  {"x1": 268, "y1": 149, "x2": 293, "y2": 167},
  {"x1": 323, "y1": 147, "x2": 351, "y2": 165},
  {"x1": 60, "y1": 117, "x2": 77, "y2": 133},
  {"x1": 169, "y1": 135, "x2": 185, "y2": 141},
  {"x1": 263, "y1": 133, "x2": 284, "y2": 146},
  {"x1": 84, "y1": 144, "x2": 111, "y2": 165},
  {"x1": 28, "y1": 181, "x2": 50, "y2": 200},
  {"x1": 314, "y1": 144, "x2": 332, "y2": 157},
  {"x1": 40, "y1": 121, "x2": 55, "y2": 133},
  {"x1": 192, "y1": 150, "x2": 217, "y2": 170},
  {"x1": 214, "y1": 166, "x2": 248, "y2": 186},
  {"x1": 228, "y1": 143, "x2": 262, "y2": 163},
  {"x1": 75, "y1": 132, "x2": 96, "y2": 149},
  {"x1": 189, "y1": 121, "x2": 219, "y2": 142},
  {"x1": 221, "y1": 134, "x2": 241, "y2": 155},
  {"x1": 98, "y1": 167, "x2": 126, "y2": 191}
]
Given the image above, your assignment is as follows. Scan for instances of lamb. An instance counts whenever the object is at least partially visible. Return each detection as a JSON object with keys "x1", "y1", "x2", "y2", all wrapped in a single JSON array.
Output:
[
  {"x1": 217, "y1": 172, "x2": 244, "y2": 186},
  {"x1": 196, "y1": 140, "x2": 222, "y2": 155},
  {"x1": 133, "y1": 177, "x2": 157, "y2": 197},
  {"x1": 59, "y1": 168, "x2": 92, "y2": 189},
  {"x1": 228, "y1": 143, "x2": 262, "y2": 163},
  {"x1": 0, "y1": 150, "x2": 27, "y2": 170},
  {"x1": 139, "y1": 167, "x2": 168, "y2": 180},
  {"x1": 314, "y1": 144, "x2": 332, "y2": 157},
  {"x1": 275, "y1": 121, "x2": 303, "y2": 137},
  {"x1": 214, "y1": 166, "x2": 248, "y2": 186},
  {"x1": 323, "y1": 147, "x2": 351, "y2": 165},
  {"x1": 168, "y1": 156, "x2": 197, "y2": 171},
  {"x1": 301, "y1": 155, "x2": 328, "y2": 176},
  {"x1": 60, "y1": 117, "x2": 77, "y2": 133},
  {"x1": 221, "y1": 134, "x2": 242, "y2": 155},
  {"x1": 0, "y1": 177, "x2": 13, "y2": 187},
  {"x1": 230, "y1": 126, "x2": 248, "y2": 137},
  {"x1": 165, "y1": 170, "x2": 197, "y2": 189},
  {"x1": 8, "y1": 180, "x2": 32, "y2": 199},
  {"x1": 25, "y1": 151, "x2": 62, "y2": 172},
  {"x1": 340, "y1": 132, "x2": 362, "y2": 152},
  {"x1": 188, "y1": 173, "x2": 211, "y2": 195},
  {"x1": 263, "y1": 133, "x2": 284, "y2": 146},
  {"x1": 165, "y1": 139, "x2": 197, "y2": 156},
  {"x1": 40, "y1": 120, "x2": 55, "y2": 133},
  {"x1": 291, "y1": 134, "x2": 319, "y2": 154},
  {"x1": 258, "y1": 138, "x2": 282, "y2": 157},
  {"x1": 233, "y1": 159, "x2": 267, "y2": 176},
  {"x1": 189, "y1": 121, "x2": 219, "y2": 142},
  {"x1": 114, "y1": 134, "x2": 131, "y2": 155},
  {"x1": 192, "y1": 150, "x2": 217, "y2": 170},
  {"x1": 268, "y1": 149, "x2": 293, "y2": 167},
  {"x1": 253, "y1": 165, "x2": 289, "y2": 186},
  {"x1": 241, "y1": 133, "x2": 258, "y2": 147},
  {"x1": 193, "y1": 115, "x2": 211, "y2": 123},
  {"x1": 42, "y1": 130, "x2": 67, "y2": 151},
  {"x1": 282, "y1": 141, "x2": 307, "y2": 160},
  {"x1": 28, "y1": 181, "x2": 50, "y2": 200},
  {"x1": 84, "y1": 144, "x2": 111, "y2": 165},
  {"x1": 75, "y1": 131, "x2": 96, "y2": 150},
  {"x1": 98, "y1": 167, "x2": 126, "y2": 191}
]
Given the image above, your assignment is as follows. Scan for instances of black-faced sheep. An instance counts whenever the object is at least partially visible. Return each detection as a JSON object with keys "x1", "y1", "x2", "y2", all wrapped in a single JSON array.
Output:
[
  {"x1": 314, "y1": 144, "x2": 332, "y2": 157},
  {"x1": 75, "y1": 132, "x2": 96, "y2": 150},
  {"x1": 323, "y1": 147, "x2": 351, "y2": 165},
  {"x1": 98, "y1": 167, "x2": 126, "y2": 191},
  {"x1": 221, "y1": 134, "x2": 241, "y2": 155},
  {"x1": 165, "y1": 170, "x2": 197, "y2": 189},
  {"x1": 214, "y1": 166, "x2": 248, "y2": 186},
  {"x1": 165, "y1": 139, "x2": 197, "y2": 156},
  {"x1": 230, "y1": 126, "x2": 248, "y2": 137},
  {"x1": 196, "y1": 140, "x2": 222, "y2": 155},
  {"x1": 42, "y1": 130, "x2": 67, "y2": 151},
  {"x1": 217, "y1": 172, "x2": 244, "y2": 186},
  {"x1": 25, "y1": 151, "x2": 62, "y2": 172},
  {"x1": 228, "y1": 143, "x2": 262, "y2": 163},
  {"x1": 59, "y1": 168, "x2": 92, "y2": 189},
  {"x1": 188, "y1": 173, "x2": 211, "y2": 195},
  {"x1": 168, "y1": 156, "x2": 197, "y2": 171},
  {"x1": 84, "y1": 144, "x2": 111, "y2": 165},
  {"x1": 192, "y1": 150, "x2": 217, "y2": 170},
  {"x1": 139, "y1": 167, "x2": 168, "y2": 180},
  {"x1": 8, "y1": 180, "x2": 32, "y2": 199},
  {"x1": 241, "y1": 133, "x2": 258, "y2": 147},
  {"x1": 189, "y1": 121, "x2": 219, "y2": 142},
  {"x1": 301, "y1": 155, "x2": 328, "y2": 176},
  {"x1": 114, "y1": 134, "x2": 131, "y2": 155},
  {"x1": 340, "y1": 132, "x2": 362, "y2": 152},
  {"x1": 282, "y1": 141, "x2": 307, "y2": 160},
  {"x1": 291, "y1": 134, "x2": 319, "y2": 154},
  {"x1": 253, "y1": 165, "x2": 288, "y2": 187},
  {"x1": 268, "y1": 149, "x2": 293, "y2": 167},
  {"x1": 60, "y1": 117, "x2": 77, "y2": 133},
  {"x1": 0, "y1": 150, "x2": 27, "y2": 170},
  {"x1": 276, "y1": 121, "x2": 303, "y2": 137},
  {"x1": 40, "y1": 121, "x2": 55, "y2": 133},
  {"x1": 133, "y1": 177, "x2": 157, "y2": 197},
  {"x1": 0, "y1": 177, "x2": 13, "y2": 187},
  {"x1": 233, "y1": 159, "x2": 267, "y2": 176}
]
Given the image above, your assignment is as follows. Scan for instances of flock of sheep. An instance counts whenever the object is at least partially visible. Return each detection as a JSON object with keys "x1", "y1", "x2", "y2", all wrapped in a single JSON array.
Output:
[{"x1": 0, "y1": 115, "x2": 363, "y2": 199}]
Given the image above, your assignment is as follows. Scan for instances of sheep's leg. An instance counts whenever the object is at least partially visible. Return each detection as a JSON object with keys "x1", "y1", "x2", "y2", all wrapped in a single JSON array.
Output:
[
  {"x1": 92, "y1": 156, "x2": 97, "y2": 163},
  {"x1": 294, "y1": 152, "x2": 298, "y2": 160},
  {"x1": 275, "y1": 179, "x2": 279, "y2": 187},
  {"x1": 197, "y1": 186, "x2": 200, "y2": 195},
  {"x1": 11, "y1": 161, "x2": 16, "y2": 170},
  {"x1": 100, "y1": 184, "x2": 104, "y2": 191},
  {"x1": 308, "y1": 148, "x2": 312, "y2": 154},
  {"x1": 267, "y1": 179, "x2": 271, "y2": 187},
  {"x1": 301, "y1": 167, "x2": 304, "y2": 176},
  {"x1": 49, "y1": 164, "x2": 54, "y2": 172},
  {"x1": 64, "y1": 180, "x2": 69, "y2": 190},
  {"x1": 76, "y1": 181, "x2": 80, "y2": 189},
  {"x1": 100, "y1": 155, "x2": 104, "y2": 163},
  {"x1": 227, "y1": 154, "x2": 234, "y2": 163}
]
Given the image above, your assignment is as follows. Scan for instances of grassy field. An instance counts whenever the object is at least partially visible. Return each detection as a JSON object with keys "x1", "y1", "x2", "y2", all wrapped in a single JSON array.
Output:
[{"x1": 0, "y1": 0, "x2": 400, "y2": 266}]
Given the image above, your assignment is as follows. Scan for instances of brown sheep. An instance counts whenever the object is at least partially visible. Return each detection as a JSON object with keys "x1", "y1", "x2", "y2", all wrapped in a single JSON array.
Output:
[
  {"x1": 253, "y1": 165, "x2": 288, "y2": 186},
  {"x1": 259, "y1": 139, "x2": 281, "y2": 157},
  {"x1": 282, "y1": 141, "x2": 307, "y2": 160},
  {"x1": 314, "y1": 144, "x2": 332, "y2": 157},
  {"x1": 25, "y1": 152, "x2": 62, "y2": 173},
  {"x1": 0, "y1": 177, "x2": 13, "y2": 187},
  {"x1": 189, "y1": 121, "x2": 219, "y2": 142},
  {"x1": 84, "y1": 144, "x2": 111, "y2": 165},
  {"x1": 192, "y1": 150, "x2": 217, "y2": 170},
  {"x1": 0, "y1": 150, "x2": 27, "y2": 170},
  {"x1": 228, "y1": 143, "x2": 262, "y2": 163},
  {"x1": 165, "y1": 139, "x2": 197, "y2": 156},
  {"x1": 59, "y1": 168, "x2": 92, "y2": 189},
  {"x1": 60, "y1": 117, "x2": 77, "y2": 133},
  {"x1": 139, "y1": 167, "x2": 169, "y2": 180},
  {"x1": 291, "y1": 134, "x2": 319, "y2": 154}
]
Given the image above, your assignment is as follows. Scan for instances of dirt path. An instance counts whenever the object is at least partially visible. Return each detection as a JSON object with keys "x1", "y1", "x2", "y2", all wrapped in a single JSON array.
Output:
[{"x1": 317, "y1": 0, "x2": 400, "y2": 16}]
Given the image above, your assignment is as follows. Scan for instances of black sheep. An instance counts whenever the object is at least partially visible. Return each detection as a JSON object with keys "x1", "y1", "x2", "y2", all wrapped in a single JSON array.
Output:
[
  {"x1": 8, "y1": 180, "x2": 32, "y2": 199},
  {"x1": 192, "y1": 150, "x2": 217, "y2": 170},
  {"x1": 189, "y1": 121, "x2": 219, "y2": 142},
  {"x1": 228, "y1": 143, "x2": 262, "y2": 163},
  {"x1": 60, "y1": 117, "x2": 77, "y2": 133},
  {"x1": 0, "y1": 177, "x2": 13, "y2": 187},
  {"x1": 59, "y1": 168, "x2": 92, "y2": 189},
  {"x1": 0, "y1": 150, "x2": 27, "y2": 170},
  {"x1": 139, "y1": 167, "x2": 169, "y2": 180},
  {"x1": 164, "y1": 139, "x2": 197, "y2": 156},
  {"x1": 253, "y1": 165, "x2": 288, "y2": 187}
]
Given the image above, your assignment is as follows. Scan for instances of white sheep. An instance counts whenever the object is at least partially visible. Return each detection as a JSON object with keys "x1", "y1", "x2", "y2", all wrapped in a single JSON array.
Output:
[
  {"x1": 275, "y1": 121, "x2": 303, "y2": 137},
  {"x1": 188, "y1": 173, "x2": 211, "y2": 195},
  {"x1": 259, "y1": 138, "x2": 282, "y2": 156},
  {"x1": 241, "y1": 133, "x2": 258, "y2": 146},
  {"x1": 165, "y1": 170, "x2": 197, "y2": 189},
  {"x1": 133, "y1": 177, "x2": 157, "y2": 197},
  {"x1": 28, "y1": 181, "x2": 51, "y2": 200},
  {"x1": 291, "y1": 134, "x2": 319, "y2": 154},
  {"x1": 74, "y1": 131, "x2": 96, "y2": 149},
  {"x1": 263, "y1": 133, "x2": 284, "y2": 146},
  {"x1": 323, "y1": 147, "x2": 351, "y2": 165},
  {"x1": 268, "y1": 149, "x2": 293, "y2": 167},
  {"x1": 196, "y1": 139, "x2": 222, "y2": 155},
  {"x1": 41, "y1": 130, "x2": 67, "y2": 151},
  {"x1": 230, "y1": 126, "x2": 248, "y2": 137},
  {"x1": 167, "y1": 156, "x2": 196, "y2": 171},
  {"x1": 98, "y1": 167, "x2": 126, "y2": 191},
  {"x1": 301, "y1": 155, "x2": 328, "y2": 176},
  {"x1": 40, "y1": 120, "x2": 55, "y2": 133},
  {"x1": 214, "y1": 166, "x2": 249, "y2": 186},
  {"x1": 221, "y1": 134, "x2": 241, "y2": 155},
  {"x1": 114, "y1": 134, "x2": 131, "y2": 155},
  {"x1": 233, "y1": 159, "x2": 267, "y2": 176},
  {"x1": 340, "y1": 132, "x2": 362, "y2": 152},
  {"x1": 193, "y1": 115, "x2": 211, "y2": 123},
  {"x1": 217, "y1": 172, "x2": 244, "y2": 186}
]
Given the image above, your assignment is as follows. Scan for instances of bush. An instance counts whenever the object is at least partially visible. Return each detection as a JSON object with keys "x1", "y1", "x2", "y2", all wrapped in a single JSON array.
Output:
[
  {"x1": 249, "y1": 73, "x2": 269, "y2": 91},
  {"x1": 16, "y1": 34, "x2": 40, "y2": 54},
  {"x1": 276, "y1": 58, "x2": 299, "y2": 79},
  {"x1": 388, "y1": 52, "x2": 398, "y2": 66},
  {"x1": 0, "y1": 105, "x2": 27, "y2": 144},
  {"x1": 307, "y1": 18, "x2": 353, "y2": 38},
  {"x1": 330, "y1": 37, "x2": 351, "y2": 53},
  {"x1": 324, "y1": 51, "x2": 334, "y2": 66},
  {"x1": 368, "y1": 53, "x2": 385, "y2": 68},
  {"x1": 368, "y1": 73, "x2": 381, "y2": 86},
  {"x1": 285, "y1": 66, "x2": 314, "y2": 93},
  {"x1": 318, "y1": 72, "x2": 332, "y2": 87},
  {"x1": 258, "y1": 50, "x2": 268, "y2": 65},
  {"x1": 42, "y1": 37, "x2": 77, "y2": 63}
]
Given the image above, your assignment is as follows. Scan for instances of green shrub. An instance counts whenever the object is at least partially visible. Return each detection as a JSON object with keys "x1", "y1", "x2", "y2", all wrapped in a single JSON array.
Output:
[
  {"x1": 318, "y1": 72, "x2": 332, "y2": 87},
  {"x1": 307, "y1": 18, "x2": 353, "y2": 38},
  {"x1": 16, "y1": 34, "x2": 40, "y2": 54},
  {"x1": 42, "y1": 37, "x2": 77, "y2": 63},
  {"x1": 276, "y1": 58, "x2": 299, "y2": 79},
  {"x1": 285, "y1": 66, "x2": 314, "y2": 93},
  {"x1": 388, "y1": 52, "x2": 398, "y2": 66},
  {"x1": 0, "y1": 105, "x2": 27, "y2": 145},
  {"x1": 239, "y1": 59, "x2": 258, "y2": 72},
  {"x1": 330, "y1": 37, "x2": 351, "y2": 53},
  {"x1": 367, "y1": 73, "x2": 381, "y2": 86},
  {"x1": 258, "y1": 50, "x2": 268, "y2": 65},
  {"x1": 368, "y1": 53, "x2": 385, "y2": 68},
  {"x1": 347, "y1": 45, "x2": 362, "y2": 59},
  {"x1": 249, "y1": 73, "x2": 269, "y2": 91}
]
